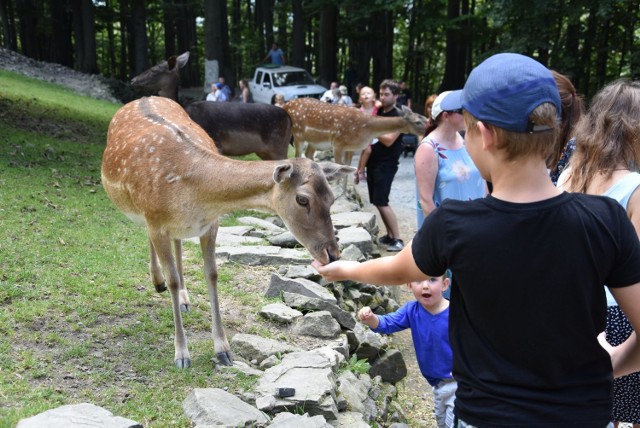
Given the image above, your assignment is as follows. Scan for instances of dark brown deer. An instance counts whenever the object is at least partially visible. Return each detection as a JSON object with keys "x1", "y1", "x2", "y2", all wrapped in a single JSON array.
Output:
[
  {"x1": 185, "y1": 101, "x2": 293, "y2": 160},
  {"x1": 130, "y1": 52, "x2": 190, "y2": 102},
  {"x1": 101, "y1": 96, "x2": 354, "y2": 368},
  {"x1": 284, "y1": 98, "x2": 428, "y2": 164}
]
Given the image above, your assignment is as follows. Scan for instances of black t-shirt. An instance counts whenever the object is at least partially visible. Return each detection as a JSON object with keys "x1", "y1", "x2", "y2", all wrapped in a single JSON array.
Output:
[
  {"x1": 368, "y1": 107, "x2": 404, "y2": 168},
  {"x1": 412, "y1": 192, "x2": 640, "y2": 426}
]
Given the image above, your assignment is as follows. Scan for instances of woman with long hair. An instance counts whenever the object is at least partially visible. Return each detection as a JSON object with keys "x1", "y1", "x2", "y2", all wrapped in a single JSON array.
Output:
[{"x1": 560, "y1": 79, "x2": 640, "y2": 427}]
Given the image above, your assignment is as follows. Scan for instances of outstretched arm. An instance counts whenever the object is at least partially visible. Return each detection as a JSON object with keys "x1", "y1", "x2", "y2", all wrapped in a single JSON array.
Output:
[{"x1": 312, "y1": 241, "x2": 427, "y2": 285}]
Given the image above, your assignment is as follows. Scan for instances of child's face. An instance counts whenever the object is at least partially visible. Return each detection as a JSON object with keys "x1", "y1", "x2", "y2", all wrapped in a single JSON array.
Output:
[
  {"x1": 409, "y1": 277, "x2": 449, "y2": 310},
  {"x1": 360, "y1": 88, "x2": 375, "y2": 104}
]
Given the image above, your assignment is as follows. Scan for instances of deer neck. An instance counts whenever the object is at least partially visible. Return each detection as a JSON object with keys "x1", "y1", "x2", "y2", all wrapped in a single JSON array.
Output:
[
  {"x1": 195, "y1": 156, "x2": 278, "y2": 213},
  {"x1": 365, "y1": 115, "x2": 407, "y2": 136}
]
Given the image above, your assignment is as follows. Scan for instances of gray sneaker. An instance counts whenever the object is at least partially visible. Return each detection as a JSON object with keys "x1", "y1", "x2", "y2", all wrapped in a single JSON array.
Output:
[{"x1": 387, "y1": 239, "x2": 404, "y2": 252}]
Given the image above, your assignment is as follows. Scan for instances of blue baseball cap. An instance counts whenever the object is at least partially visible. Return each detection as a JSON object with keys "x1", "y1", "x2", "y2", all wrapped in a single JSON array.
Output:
[
  {"x1": 460, "y1": 53, "x2": 561, "y2": 133},
  {"x1": 215, "y1": 82, "x2": 223, "y2": 89}
]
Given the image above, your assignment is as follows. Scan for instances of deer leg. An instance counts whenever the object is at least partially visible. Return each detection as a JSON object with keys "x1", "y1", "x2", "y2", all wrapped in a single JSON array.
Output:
[
  {"x1": 304, "y1": 143, "x2": 315, "y2": 160},
  {"x1": 149, "y1": 232, "x2": 191, "y2": 368},
  {"x1": 294, "y1": 140, "x2": 303, "y2": 158},
  {"x1": 149, "y1": 238, "x2": 166, "y2": 292},
  {"x1": 173, "y1": 239, "x2": 190, "y2": 312},
  {"x1": 200, "y1": 221, "x2": 233, "y2": 366}
]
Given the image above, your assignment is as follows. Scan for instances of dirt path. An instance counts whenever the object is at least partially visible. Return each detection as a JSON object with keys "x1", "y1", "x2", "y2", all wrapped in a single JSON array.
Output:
[{"x1": 351, "y1": 152, "x2": 437, "y2": 427}]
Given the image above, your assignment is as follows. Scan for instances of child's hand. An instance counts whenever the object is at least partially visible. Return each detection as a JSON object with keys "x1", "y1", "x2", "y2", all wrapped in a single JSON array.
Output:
[
  {"x1": 358, "y1": 307, "x2": 374, "y2": 322},
  {"x1": 357, "y1": 306, "x2": 379, "y2": 329}
]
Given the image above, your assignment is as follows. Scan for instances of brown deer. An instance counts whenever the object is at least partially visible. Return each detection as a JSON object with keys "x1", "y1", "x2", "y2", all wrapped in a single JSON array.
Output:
[
  {"x1": 101, "y1": 96, "x2": 354, "y2": 368},
  {"x1": 130, "y1": 51, "x2": 190, "y2": 102},
  {"x1": 284, "y1": 98, "x2": 428, "y2": 164},
  {"x1": 185, "y1": 101, "x2": 293, "y2": 160}
]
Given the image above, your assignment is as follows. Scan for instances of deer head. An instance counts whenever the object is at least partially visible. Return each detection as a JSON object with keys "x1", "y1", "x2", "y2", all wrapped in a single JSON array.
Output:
[{"x1": 130, "y1": 51, "x2": 190, "y2": 101}]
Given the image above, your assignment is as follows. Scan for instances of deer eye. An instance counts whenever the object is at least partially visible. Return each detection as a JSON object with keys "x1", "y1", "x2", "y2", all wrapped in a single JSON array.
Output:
[{"x1": 296, "y1": 195, "x2": 309, "y2": 206}]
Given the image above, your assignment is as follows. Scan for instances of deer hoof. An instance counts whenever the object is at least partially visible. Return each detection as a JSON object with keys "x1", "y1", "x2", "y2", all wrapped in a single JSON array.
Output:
[
  {"x1": 154, "y1": 282, "x2": 167, "y2": 293},
  {"x1": 216, "y1": 351, "x2": 233, "y2": 366},
  {"x1": 180, "y1": 303, "x2": 190, "y2": 313},
  {"x1": 174, "y1": 358, "x2": 191, "y2": 369}
]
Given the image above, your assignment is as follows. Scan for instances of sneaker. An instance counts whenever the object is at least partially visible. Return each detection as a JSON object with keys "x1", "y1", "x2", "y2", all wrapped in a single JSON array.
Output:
[
  {"x1": 378, "y1": 235, "x2": 394, "y2": 245},
  {"x1": 387, "y1": 239, "x2": 404, "y2": 252}
]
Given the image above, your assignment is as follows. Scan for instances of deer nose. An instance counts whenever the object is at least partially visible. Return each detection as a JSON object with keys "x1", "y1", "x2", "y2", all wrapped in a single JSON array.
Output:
[{"x1": 328, "y1": 251, "x2": 338, "y2": 263}]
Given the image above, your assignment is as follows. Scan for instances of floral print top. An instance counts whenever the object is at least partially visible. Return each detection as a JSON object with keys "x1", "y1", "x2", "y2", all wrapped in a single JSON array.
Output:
[{"x1": 416, "y1": 138, "x2": 485, "y2": 228}]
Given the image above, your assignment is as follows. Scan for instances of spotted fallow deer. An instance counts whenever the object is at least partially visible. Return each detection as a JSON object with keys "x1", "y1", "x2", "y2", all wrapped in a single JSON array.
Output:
[
  {"x1": 284, "y1": 98, "x2": 428, "y2": 164},
  {"x1": 130, "y1": 51, "x2": 190, "y2": 102},
  {"x1": 101, "y1": 96, "x2": 354, "y2": 368}
]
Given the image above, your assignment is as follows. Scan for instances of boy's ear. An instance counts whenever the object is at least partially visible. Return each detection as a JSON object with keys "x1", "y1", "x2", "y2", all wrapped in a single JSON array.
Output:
[
  {"x1": 477, "y1": 121, "x2": 497, "y2": 151},
  {"x1": 442, "y1": 277, "x2": 451, "y2": 290}
]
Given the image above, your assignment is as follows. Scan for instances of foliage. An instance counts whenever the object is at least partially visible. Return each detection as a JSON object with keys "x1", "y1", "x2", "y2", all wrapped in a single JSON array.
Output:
[
  {"x1": 341, "y1": 354, "x2": 371, "y2": 375},
  {"x1": 3, "y1": 0, "x2": 640, "y2": 107}
]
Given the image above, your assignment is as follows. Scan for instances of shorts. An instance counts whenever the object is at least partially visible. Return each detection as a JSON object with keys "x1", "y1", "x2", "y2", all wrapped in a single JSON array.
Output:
[{"x1": 366, "y1": 162, "x2": 398, "y2": 206}]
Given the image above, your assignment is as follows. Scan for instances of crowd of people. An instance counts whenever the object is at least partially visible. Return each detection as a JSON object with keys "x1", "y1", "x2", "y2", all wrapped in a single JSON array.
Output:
[{"x1": 310, "y1": 54, "x2": 640, "y2": 428}]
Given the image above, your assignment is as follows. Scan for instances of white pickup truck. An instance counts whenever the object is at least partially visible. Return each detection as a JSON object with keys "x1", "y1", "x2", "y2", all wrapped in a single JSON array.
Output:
[{"x1": 249, "y1": 64, "x2": 327, "y2": 104}]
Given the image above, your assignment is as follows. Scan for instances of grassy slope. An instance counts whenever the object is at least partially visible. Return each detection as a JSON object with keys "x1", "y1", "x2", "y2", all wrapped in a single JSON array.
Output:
[{"x1": 0, "y1": 70, "x2": 279, "y2": 427}]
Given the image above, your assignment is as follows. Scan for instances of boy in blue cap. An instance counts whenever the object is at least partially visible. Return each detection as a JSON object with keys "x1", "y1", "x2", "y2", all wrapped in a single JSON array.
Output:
[{"x1": 313, "y1": 53, "x2": 640, "y2": 426}]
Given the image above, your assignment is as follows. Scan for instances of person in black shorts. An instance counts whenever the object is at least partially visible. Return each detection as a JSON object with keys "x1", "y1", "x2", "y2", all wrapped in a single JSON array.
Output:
[{"x1": 365, "y1": 79, "x2": 405, "y2": 252}]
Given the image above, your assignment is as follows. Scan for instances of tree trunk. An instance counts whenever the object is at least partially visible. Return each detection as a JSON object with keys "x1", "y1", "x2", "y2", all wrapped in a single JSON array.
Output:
[
  {"x1": 174, "y1": 0, "x2": 198, "y2": 87},
  {"x1": 163, "y1": 0, "x2": 176, "y2": 56},
  {"x1": 291, "y1": 0, "x2": 305, "y2": 68},
  {"x1": 131, "y1": 0, "x2": 149, "y2": 75},
  {"x1": 371, "y1": 10, "x2": 393, "y2": 89},
  {"x1": 71, "y1": 0, "x2": 97, "y2": 73},
  {"x1": 318, "y1": 4, "x2": 338, "y2": 86},
  {"x1": 594, "y1": 18, "x2": 610, "y2": 90},
  {"x1": 440, "y1": 0, "x2": 466, "y2": 90},
  {"x1": 48, "y1": 0, "x2": 73, "y2": 67},
  {"x1": 16, "y1": 0, "x2": 38, "y2": 58},
  {"x1": 0, "y1": 0, "x2": 17, "y2": 50}
]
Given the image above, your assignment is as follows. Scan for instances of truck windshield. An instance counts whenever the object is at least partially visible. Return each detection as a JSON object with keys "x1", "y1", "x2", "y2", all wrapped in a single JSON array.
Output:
[{"x1": 272, "y1": 71, "x2": 315, "y2": 87}]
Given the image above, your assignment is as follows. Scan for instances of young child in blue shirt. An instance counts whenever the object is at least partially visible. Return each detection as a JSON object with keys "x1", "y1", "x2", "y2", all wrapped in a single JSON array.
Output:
[{"x1": 358, "y1": 275, "x2": 456, "y2": 428}]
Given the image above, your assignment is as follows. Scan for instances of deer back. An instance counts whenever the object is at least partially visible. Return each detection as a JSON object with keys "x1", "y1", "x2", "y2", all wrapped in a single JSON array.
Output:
[{"x1": 185, "y1": 101, "x2": 292, "y2": 160}]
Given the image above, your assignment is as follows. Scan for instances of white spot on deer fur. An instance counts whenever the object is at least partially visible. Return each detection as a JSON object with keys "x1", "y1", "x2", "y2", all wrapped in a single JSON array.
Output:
[{"x1": 149, "y1": 146, "x2": 156, "y2": 153}]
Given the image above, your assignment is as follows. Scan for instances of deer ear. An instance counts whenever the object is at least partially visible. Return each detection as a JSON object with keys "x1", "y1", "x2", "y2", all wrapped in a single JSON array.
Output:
[
  {"x1": 318, "y1": 162, "x2": 356, "y2": 182},
  {"x1": 167, "y1": 56, "x2": 177, "y2": 70},
  {"x1": 176, "y1": 51, "x2": 190, "y2": 68},
  {"x1": 273, "y1": 162, "x2": 293, "y2": 183}
]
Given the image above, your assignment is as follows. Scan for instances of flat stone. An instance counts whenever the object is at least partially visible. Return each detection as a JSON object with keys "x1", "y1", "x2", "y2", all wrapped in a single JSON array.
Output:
[
  {"x1": 182, "y1": 388, "x2": 269, "y2": 427},
  {"x1": 16, "y1": 403, "x2": 141, "y2": 428}
]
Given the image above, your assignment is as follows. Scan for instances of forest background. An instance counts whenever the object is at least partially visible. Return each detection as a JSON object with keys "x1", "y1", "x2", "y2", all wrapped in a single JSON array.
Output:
[{"x1": 1, "y1": 0, "x2": 639, "y2": 111}]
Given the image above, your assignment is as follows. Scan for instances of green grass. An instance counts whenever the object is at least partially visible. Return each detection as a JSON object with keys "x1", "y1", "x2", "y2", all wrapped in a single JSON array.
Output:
[{"x1": 0, "y1": 69, "x2": 277, "y2": 427}]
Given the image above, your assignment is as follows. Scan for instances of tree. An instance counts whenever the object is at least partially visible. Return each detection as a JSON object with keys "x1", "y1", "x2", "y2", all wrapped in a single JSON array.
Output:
[
  {"x1": 204, "y1": 0, "x2": 233, "y2": 88},
  {"x1": 131, "y1": 0, "x2": 149, "y2": 75},
  {"x1": 72, "y1": 0, "x2": 97, "y2": 73}
]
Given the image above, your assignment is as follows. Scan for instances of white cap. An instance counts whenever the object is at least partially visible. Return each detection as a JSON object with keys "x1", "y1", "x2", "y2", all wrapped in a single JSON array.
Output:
[{"x1": 431, "y1": 91, "x2": 452, "y2": 119}]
